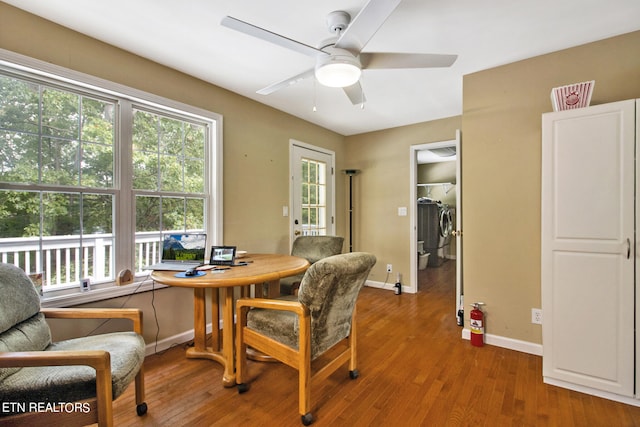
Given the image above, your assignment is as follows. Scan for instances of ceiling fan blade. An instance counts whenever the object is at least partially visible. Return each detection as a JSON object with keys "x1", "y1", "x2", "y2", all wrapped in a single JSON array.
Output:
[
  {"x1": 360, "y1": 53, "x2": 458, "y2": 69},
  {"x1": 221, "y1": 16, "x2": 326, "y2": 58},
  {"x1": 334, "y1": 0, "x2": 402, "y2": 54},
  {"x1": 256, "y1": 69, "x2": 315, "y2": 95},
  {"x1": 343, "y1": 82, "x2": 366, "y2": 105}
]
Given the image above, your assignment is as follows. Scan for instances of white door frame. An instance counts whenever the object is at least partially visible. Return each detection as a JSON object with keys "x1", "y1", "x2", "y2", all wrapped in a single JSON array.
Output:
[
  {"x1": 289, "y1": 139, "x2": 336, "y2": 246},
  {"x1": 409, "y1": 130, "x2": 461, "y2": 313}
]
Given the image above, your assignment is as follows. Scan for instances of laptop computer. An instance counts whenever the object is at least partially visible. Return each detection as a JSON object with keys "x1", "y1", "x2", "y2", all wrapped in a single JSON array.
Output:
[{"x1": 144, "y1": 233, "x2": 207, "y2": 271}]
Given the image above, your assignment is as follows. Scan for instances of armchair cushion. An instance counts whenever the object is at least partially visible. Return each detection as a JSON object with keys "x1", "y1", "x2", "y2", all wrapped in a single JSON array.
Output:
[
  {"x1": 0, "y1": 264, "x2": 52, "y2": 382},
  {"x1": 247, "y1": 295, "x2": 299, "y2": 350},
  {"x1": 290, "y1": 236, "x2": 345, "y2": 265},
  {"x1": 0, "y1": 313, "x2": 52, "y2": 381},
  {"x1": 1, "y1": 331, "x2": 145, "y2": 406},
  {"x1": 0, "y1": 263, "x2": 42, "y2": 334},
  {"x1": 279, "y1": 235, "x2": 344, "y2": 295}
]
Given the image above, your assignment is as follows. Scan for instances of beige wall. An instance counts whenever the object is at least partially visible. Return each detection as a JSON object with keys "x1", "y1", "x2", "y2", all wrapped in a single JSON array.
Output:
[
  {"x1": 462, "y1": 30, "x2": 640, "y2": 344},
  {"x1": 344, "y1": 117, "x2": 462, "y2": 284},
  {"x1": 0, "y1": 3, "x2": 345, "y2": 343}
]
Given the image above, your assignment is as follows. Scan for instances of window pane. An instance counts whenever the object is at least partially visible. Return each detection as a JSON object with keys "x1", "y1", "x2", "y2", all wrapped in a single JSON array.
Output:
[
  {"x1": 135, "y1": 195, "x2": 161, "y2": 271},
  {"x1": 0, "y1": 190, "x2": 40, "y2": 238},
  {"x1": 83, "y1": 142, "x2": 113, "y2": 187},
  {"x1": 309, "y1": 183, "x2": 317, "y2": 204},
  {"x1": 41, "y1": 137, "x2": 80, "y2": 185},
  {"x1": 162, "y1": 197, "x2": 184, "y2": 231},
  {"x1": 81, "y1": 97, "x2": 114, "y2": 188},
  {"x1": 136, "y1": 195, "x2": 160, "y2": 232},
  {"x1": 160, "y1": 117, "x2": 183, "y2": 156},
  {"x1": 133, "y1": 109, "x2": 158, "y2": 153},
  {"x1": 309, "y1": 161, "x2": 317, "y2": 184},
  {"x1": 42, "y1": 192, "x2": 80, "y2": 237},
  {"x1": 185, "y1": 122, "x2": 205, "y2": 158},
  {"x1": 133, "y1": 150, "x2": 158, "y2": 190},
  {"x1": 133, "y1": 108, "x2": 206, "y2": 194},
  {"x1": 0, "y1": 131, "x2": 40, "y2": 184},
  {"x1": 81, "y1": 98, "x2": 114, "y2": 145},
  {"x1": 186, "y1": 198, "x2": 204, "y2": 230},
  {"x1": 160, "y1": 153, "x2": 182, "y2": 192},
  {"x1": 0, "y1": 75, "x2": 39, "y2": 134},
  {"x1": 185, "y1": 159, "x2": 204, "y2": 193},
  {"x1": 82, "y1": 193, "x2": 114, "y2": 281},
  {"x1": 83, "y1": 193, "x2": 113, "y2": 235},
  {"x1": 42, "y1": 87, "x2": 79, "y2": 139}
]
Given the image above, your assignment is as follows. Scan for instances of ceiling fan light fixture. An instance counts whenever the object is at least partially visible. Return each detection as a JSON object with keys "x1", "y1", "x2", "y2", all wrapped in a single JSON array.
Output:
[{"x1": 315, "y1": 48, "x2": 361, "y2": 88}]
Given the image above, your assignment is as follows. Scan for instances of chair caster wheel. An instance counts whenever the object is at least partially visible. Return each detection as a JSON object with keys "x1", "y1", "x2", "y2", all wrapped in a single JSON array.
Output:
[
  {"x1": 349, "y1": 369, "x2": 359, "y2": 379},
  {"x1": 301, "y1": 413, "x2": 314, "y2": 425},
  {"x1": 136, "y1": 402, "x2": 147, "y2": 416},
  {"x1": 237, "y1": 383, "x2": 249, "y2": 394}
]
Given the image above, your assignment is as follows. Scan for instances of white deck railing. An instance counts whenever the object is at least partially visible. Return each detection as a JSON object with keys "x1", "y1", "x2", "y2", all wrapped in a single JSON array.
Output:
[{"x1": 0, "y1": 232, "x2": 165, "y2": 291}]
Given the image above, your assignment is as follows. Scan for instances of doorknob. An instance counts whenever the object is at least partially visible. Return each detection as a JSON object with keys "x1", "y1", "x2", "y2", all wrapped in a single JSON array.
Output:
[
  {"x1": 452, "y1": 230, "x2": 463, "y2": 237},
  {"x1": 294, "y1": 230, "x2": 301, "y2": 236}
]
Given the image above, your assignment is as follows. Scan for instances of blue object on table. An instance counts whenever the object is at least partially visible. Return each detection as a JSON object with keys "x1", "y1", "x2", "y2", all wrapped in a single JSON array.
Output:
[{"x1": 174, "y1": 271, "x2": 206, "y2": 278}]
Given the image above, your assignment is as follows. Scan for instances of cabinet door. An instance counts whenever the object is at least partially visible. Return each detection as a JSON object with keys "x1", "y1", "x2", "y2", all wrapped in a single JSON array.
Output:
[{"x1": 541, "y1": 100, "x2": 635, "y2": 397}]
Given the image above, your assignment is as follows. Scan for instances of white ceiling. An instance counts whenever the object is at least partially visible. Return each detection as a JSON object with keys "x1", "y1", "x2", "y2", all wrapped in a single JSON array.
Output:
[{"x1": 5, "y1": 0, "x2": 640, "y2": 135}]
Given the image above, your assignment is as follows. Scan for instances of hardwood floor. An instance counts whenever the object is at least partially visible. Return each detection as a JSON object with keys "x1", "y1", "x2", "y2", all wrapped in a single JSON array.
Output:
[{"x1": 112, "y1": 260, "x2": 640, "y2": 426}]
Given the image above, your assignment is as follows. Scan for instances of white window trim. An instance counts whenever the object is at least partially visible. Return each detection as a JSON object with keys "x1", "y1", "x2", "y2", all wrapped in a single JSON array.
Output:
[{"x1": 0, "y1": 48, "x2": 224, "y2": 307}]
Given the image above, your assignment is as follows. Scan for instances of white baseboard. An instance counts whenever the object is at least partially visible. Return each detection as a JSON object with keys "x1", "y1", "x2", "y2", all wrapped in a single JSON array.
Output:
[
  {"x1": 365, "y1": 279, "x2": 416, "y2": 294},
  {"x1": 461, "y1": 328, "x2": 543, "y2": 356},
  {"x1": 144, "y1": 321, "x2": 215, "y2": 356}
]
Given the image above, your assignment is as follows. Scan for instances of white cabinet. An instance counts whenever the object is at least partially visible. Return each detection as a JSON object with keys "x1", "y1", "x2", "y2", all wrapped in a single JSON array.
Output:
[{"x1": 541, "y1": 99, "x2": 638, "y2": 402}]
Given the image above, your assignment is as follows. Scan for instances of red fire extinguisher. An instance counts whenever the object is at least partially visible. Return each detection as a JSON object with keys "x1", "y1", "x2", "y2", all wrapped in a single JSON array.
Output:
[{"x1": 470, "y1": 302, "x2": 485, "y2": 347}]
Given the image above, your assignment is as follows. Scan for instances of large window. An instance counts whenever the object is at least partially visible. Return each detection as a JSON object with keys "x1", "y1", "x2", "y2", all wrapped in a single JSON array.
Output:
[{"x1": 0, "y1": 55, "x2": 221, "y2": 303}]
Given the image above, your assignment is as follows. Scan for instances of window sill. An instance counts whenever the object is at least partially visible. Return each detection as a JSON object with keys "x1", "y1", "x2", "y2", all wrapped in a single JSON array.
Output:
[{"x1": 40, "y1": 278, "x2": 167, "y2": 308}]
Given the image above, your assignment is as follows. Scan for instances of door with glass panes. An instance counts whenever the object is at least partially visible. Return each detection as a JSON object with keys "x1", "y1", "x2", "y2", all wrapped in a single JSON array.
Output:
[{"x1": 290, "y1": 142, "x2": 335, "y2": 242}]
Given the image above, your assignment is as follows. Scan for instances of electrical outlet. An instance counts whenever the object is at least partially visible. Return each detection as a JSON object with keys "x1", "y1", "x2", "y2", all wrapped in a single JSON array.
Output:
[
  {"x1": 386, "y1": 264, "x2": 392, "y2": 273},
  {"x1": 531, "y1": 308, "x2": 542, "y2": 324}
]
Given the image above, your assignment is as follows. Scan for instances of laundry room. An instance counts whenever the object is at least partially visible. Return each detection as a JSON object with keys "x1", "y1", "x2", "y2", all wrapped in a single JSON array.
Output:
[{"x1": 416, "y1": 150, "x2": 457, "y2": 275}]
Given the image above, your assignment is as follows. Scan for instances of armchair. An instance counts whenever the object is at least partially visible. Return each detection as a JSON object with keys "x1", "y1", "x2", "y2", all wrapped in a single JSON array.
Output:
[
  {"x1": 236, "y1": 252, "x2": 376, "y2": 425},
  {"x1": 279, "y1": 235, "x2": 344, "y2": 295},
  {"x1": 0, "y1": 263, "x2": 147, "y2": 427}
]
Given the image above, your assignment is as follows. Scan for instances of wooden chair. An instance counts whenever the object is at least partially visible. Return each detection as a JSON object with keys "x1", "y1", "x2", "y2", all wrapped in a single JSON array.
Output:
[
  {"x1": 278, "y1": 235, "x2": 344, "y2": 295},
  {"x1": 0, "y1": 263, "x2": 147, "y2": 427},
  {"x1": 236, "y1": 252, "x2": 376, "y2": 425}
]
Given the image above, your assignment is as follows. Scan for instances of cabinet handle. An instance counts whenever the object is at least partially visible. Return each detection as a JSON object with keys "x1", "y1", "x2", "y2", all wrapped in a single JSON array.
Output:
[{"x1": 627, "y1": 238, "x2": 631, "y2": 259}]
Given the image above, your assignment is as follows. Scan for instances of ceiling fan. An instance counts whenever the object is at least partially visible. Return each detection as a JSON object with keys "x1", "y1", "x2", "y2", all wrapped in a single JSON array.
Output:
[{"x1": 221, "y1": 0, "x2": 457, "y2": 106}]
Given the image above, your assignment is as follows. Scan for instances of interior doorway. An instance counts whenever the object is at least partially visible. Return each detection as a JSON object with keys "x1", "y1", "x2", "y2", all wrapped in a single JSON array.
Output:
[{"x1": 409, "y1": 130, "x2": 462, "y2": 320}]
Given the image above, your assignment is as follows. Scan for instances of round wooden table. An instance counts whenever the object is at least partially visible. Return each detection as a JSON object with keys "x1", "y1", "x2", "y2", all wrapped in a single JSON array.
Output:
[{"x1": 150, "y1": 253, "x2": 309, "y2": 387}]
